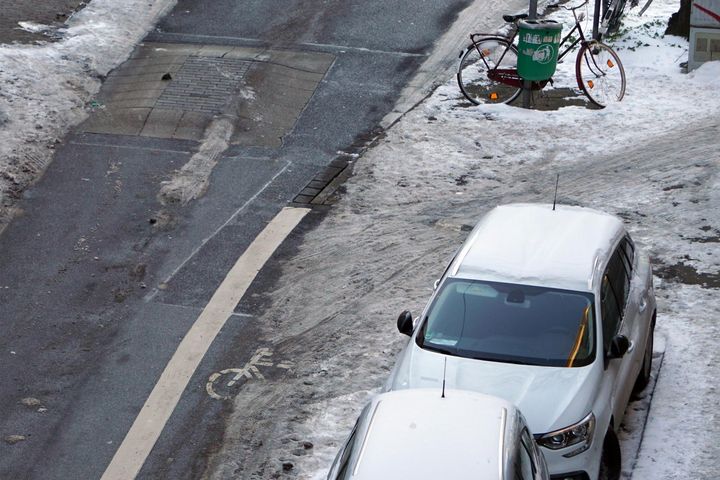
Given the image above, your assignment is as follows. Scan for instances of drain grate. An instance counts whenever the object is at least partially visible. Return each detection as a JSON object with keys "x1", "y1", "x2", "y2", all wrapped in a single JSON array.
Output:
[
  {"x1": 293, "y1": 159, "x2": 353, "y2": 206},
  {"x1": 293, "y1": 128, "x2": 385, "y2": 206},
  {"x1": 156, "y1": 56, "x2": 252, "y2": 114}
]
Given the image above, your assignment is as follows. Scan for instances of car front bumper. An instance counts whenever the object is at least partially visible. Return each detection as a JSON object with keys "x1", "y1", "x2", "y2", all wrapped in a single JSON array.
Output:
[{"x1": 542, "y1": 424, "x2": 604, "y2": 480}]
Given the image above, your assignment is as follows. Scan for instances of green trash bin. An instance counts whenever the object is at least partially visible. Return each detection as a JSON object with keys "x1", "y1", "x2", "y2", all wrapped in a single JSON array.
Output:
[{"x1": 517, "y1": 20, "x2": 563, "y2": 81}]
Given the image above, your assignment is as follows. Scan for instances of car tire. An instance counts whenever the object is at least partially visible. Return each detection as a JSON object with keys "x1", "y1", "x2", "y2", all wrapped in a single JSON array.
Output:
[
  {"x1": 632, "y1": 316, "x2": 656, "y2": 396},
  {"x1": 598, "y1": 429, "x2": 621, "y2": 480}
]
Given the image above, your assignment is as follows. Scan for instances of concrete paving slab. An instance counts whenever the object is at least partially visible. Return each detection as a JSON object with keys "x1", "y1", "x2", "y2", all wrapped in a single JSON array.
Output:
[
  {"x1": 103, "y1": 72, "x2": 175, "y2": 86},
  {"x1": 109, "y1": 87, "x2": 167, "y2": 103},
  {"x1": 81, "y1": 42, "x2": 333, "y2": 145},
  {"x1": 140, "y1": 109, "x2": 185, "y2": 138},
  {"x1": 265, "y1": 49, "x2": 336, "y2": 74},
  {"x1": 105, "y1": 98, "x2": 159, "y2": 109},
  {"x1": 81, "y1": 108, "x2": 152, "y2": 136},
  {"x1": 197, "y1": 44, "x2": 236, "y2": 57},
  {"x1": 173, "y1": 111, "x2": 213, "y2": 141},
  {"x1": 261, "y1": 63, "x2": 325, "y2": 86},
  {"x1": 134, "y1": 43, "x2": 203, "y2": 58},
  {"x1": 262, "y1": 87, "x2": 316, "y2": 110},
  {"x1": 121, "y1": 56, "x2": 189, "y2": 69},
  {"x1": 232, "y1": 116, "x2": 285, "y2": 148},
  {"x1": 110, "y1": 63, "x2": 184, "y2": 78},
  {"x1": 223, "y1": 46, "x2": 268, "y2": 60},
  {"x1": 99, "y1": 80, "x2": 168, "y2": 95}
]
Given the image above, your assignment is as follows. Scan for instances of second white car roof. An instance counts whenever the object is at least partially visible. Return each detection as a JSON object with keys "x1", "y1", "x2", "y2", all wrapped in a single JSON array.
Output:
[
  {"x1": 352, "y1": 389, "x2": 512, "y2": 480},
  {"x1": 452, "y1": 203, "x2": 624, "y2": 292}
]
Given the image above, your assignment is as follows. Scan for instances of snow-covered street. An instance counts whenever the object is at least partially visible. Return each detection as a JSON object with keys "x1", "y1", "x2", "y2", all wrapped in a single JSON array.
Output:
[{"x1": 203, "y1": 1, "x2": 720, "y2": 478}]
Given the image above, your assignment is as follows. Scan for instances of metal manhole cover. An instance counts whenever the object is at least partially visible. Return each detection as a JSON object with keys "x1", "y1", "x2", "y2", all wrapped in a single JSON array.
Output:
[{"x1": 155, "y1": 56, "x2": 252, "y2": 114}]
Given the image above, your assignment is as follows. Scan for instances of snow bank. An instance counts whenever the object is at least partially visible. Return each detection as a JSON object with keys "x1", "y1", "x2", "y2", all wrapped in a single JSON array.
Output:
[{"x1": 0, "y1": 0, "x2": 176, "y2": 232}]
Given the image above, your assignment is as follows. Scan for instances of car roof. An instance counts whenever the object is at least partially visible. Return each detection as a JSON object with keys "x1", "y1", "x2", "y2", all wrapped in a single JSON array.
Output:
[
  {"x1": 451, "y1": 203, "x2": 625, "y2": 292},
  {"x1": 351, "y1": 389, "x2": 514, "y2": 479}
]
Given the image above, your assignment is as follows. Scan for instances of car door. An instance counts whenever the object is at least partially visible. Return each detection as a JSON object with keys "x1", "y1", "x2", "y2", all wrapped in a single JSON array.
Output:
[
  {"x1": 618, "y1": 236, "x2": 649, "y2": 378},
  {"x1": 603, "y1": 242, "x2": 638, "y2": 423}
]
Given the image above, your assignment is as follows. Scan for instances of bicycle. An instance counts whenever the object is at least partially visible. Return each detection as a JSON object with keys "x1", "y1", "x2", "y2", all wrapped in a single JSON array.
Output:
[
  {"x1": 599, "y1": 0, "x2": 632, "y2": 37},
  {"x1": 457, "y1": 0, "x2": 626, "y2": 108}
]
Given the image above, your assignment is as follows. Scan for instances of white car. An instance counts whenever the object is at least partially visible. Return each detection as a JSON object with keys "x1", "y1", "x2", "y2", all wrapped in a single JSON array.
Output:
[
  {"x1": 327, "y1": 389, "x2": 549, "y2": 480},
  {"x1": 385, "y1": 204, "x2": 656, "y2": 480}
]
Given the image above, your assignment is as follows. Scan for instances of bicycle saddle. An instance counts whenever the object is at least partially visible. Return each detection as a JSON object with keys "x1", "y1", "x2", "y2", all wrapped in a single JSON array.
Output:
[{"x1": 503, "y1": 13, "x2": 529, "y2": 22}]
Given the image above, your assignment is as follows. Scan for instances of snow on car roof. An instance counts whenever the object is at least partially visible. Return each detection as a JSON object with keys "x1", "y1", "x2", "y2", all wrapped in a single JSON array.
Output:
[
  {"x1": 352, "y1": 389, "x2": 509, "y2": 479},
  {"x1": 453, "y1": 203, "x2": 625, "y2": 292}
]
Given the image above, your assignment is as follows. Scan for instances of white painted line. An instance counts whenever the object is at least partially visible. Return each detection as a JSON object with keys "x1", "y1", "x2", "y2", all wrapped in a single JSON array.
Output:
[
  {"x1": 69, "y1": 141, "x2": 192, "y2": 155},
  {"x1": 150, "y1": 32, "x2": 428, "y2": 57},
  {"x1": 145, "y1": 160, "x2": 292, "y2": 302},
  {"x1": 101, "y1": 206, "x2": 310, "y2": 480}
]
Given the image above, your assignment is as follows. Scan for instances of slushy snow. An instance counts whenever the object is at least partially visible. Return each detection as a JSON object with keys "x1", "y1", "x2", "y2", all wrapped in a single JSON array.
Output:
[{"x1": 213, "y1": 0, "x2": 719, "y2": 478}]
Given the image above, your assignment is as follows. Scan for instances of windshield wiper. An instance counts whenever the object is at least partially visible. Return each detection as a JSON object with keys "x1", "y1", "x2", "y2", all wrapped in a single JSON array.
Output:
[
  {"x1": 422, "y1": 343, "x2": 457, "y2": 356},
  {"x1": 470, "y1": 355, "x2": 532, "y2": 366}
]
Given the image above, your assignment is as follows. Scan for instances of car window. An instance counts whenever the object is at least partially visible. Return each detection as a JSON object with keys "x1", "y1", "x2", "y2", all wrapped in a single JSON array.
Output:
[
  {"x1": 618, "y1": 236, "x2": 634, "y2": 278},
  {"x1": 330, "y1": 423, "x2": 359, "y2": 480},
  {"x1": 601, "y1": 275, "x2": 621, "y2": 350},
  {"x1": 607, "y1": 248, "x2": 630, "y2": 308},
  {"x1": 416, "y1": 279, "x2": 595, "y2": 367},
  {"x1": 622, "y1": 235, "x2": 635, "y2": 265},
  {"x1": 515, "y1": 430, "x2": 535, "y2": 480}
]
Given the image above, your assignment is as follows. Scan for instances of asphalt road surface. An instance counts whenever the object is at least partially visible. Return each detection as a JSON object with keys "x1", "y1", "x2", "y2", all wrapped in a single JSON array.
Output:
[{"x1": 0, "y1": 1, "x2": 489, "y2": 478}]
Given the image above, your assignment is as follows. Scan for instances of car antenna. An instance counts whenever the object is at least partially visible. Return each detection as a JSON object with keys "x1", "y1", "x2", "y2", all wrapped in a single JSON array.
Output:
[
  {"x1": 441, "y1": 357, "x2": 447, "y2": 398},
  {"x1": 552, "y1": 174, "x2": 560, "y2": 211}
]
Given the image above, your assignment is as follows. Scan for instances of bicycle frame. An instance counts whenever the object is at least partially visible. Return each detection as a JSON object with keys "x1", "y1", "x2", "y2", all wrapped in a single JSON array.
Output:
[
  {"x1": 457, "y1": 0, "x2": 625, "y2": 107},
  {"x1": 469, "y1": 5, "x2": 595, "y2": 90},
  {"x1": 556, "y1": 20, "x2": 585, "y2": 63}
]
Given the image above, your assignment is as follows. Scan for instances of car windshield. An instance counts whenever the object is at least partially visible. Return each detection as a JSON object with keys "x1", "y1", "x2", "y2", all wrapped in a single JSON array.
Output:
[{"x1": 416, "y1": 278, "x2": 595, "y2": 367}]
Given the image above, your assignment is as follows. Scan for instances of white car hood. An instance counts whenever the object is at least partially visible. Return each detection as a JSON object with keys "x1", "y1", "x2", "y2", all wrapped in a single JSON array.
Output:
[{"x1": 387, "y1": 344, "x2": 601, "y2": 434}]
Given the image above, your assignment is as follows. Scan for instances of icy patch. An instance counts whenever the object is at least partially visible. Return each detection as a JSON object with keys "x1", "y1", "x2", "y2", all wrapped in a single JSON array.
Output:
[
  {"x1": 290, "y1": 390, "x2": 376, "y2": 480},
  {"x1": 158, "y1": 116, "x2": 233, "y2": 205},
  {"x1": 16, "y1": 22, "x2": 53, "y2": 35}
]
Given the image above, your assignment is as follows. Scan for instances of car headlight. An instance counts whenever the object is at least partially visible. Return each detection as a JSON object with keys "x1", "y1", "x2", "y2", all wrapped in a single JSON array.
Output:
[{"x1": 537, "y1": 412, "x2": 595, "y2": 458}]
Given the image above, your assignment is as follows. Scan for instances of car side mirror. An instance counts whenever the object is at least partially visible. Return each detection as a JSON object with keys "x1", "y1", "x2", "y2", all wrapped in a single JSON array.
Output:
[
  {"x1": 433, "y1": 279, "x2": 440, "y2": 290},
  {"x1": 608, "y1": 334, "x2": 630, "y2": 359},
  {"x1": 397, "y1": 310, "x2": 414, "y2": 336}
]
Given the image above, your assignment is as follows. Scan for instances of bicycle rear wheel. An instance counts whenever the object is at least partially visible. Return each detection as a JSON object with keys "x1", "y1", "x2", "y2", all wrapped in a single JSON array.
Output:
[
  {"x1": 457, "y1": 38, "x2": 521, "y2": 105},
  {"x1": 575, "y1": 41, "x2": 626, "y2": 108}
]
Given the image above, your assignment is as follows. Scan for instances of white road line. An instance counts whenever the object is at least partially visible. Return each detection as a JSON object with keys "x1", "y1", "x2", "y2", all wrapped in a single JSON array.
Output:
[
  {"x1": 101, "y1": 206, "x2": 310, "y2": 480},
  {"x1": 145, "y1": 159, "x2": 292, "y2": 302},
  {"x1": 150, "y1": 32, "x2": 428, "y2": 57},
  {"x1": 69, "y1": 141, "x2": 192, "y2": 155}
]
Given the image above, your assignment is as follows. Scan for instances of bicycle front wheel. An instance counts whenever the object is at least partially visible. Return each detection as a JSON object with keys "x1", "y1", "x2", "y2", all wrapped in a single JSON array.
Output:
[
  {"x1": 457, "y1": 38, "x2": 521, "y2": 105},
  {"x1": 575, "y1": 41, "x2": 626, "y2": 108}
]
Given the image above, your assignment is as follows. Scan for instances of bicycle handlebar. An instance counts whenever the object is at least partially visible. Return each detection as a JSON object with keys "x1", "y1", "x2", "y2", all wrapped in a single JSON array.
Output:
[{"x1": 564, "y1": 0, "x2": 589, "y2": 11}]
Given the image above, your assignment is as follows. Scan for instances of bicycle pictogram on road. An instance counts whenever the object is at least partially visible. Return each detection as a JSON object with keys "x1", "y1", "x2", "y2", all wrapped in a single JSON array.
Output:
[{"x1": 206, "y1": 347, "x2": 294, "y2": 400}]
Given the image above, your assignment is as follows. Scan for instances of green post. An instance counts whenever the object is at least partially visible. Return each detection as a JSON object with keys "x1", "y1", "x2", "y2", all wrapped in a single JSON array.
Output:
[{"x1": 522, "y1": 0, "x2": 538, "y2": 108}]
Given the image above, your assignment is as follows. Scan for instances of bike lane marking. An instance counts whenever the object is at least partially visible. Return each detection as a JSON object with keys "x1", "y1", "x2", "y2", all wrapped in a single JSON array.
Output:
[
  {"x1": 206, "y1": 347, "x2": 295, "y2": 400},
  {"x1": 101, "y1": 206, "x2": 310, "y2": 480}
]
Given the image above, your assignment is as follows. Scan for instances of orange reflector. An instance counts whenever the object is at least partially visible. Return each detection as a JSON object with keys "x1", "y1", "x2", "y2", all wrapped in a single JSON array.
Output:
[
  {"x1": 490, "y1": 92, "x2": 498, "y2": 100},
  {"x1": 587, "y1": 80, "x2": 594, "y2": 89},
  {"x1": 607, "y1": 59, "x2": 615, "y2": 68},
  {"x1": 482, "y1": 49, "x2": 491, "y2": 56}
]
